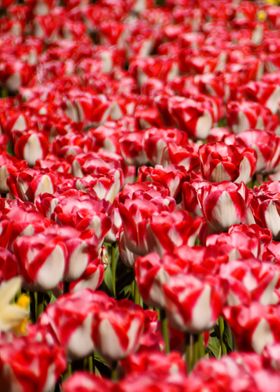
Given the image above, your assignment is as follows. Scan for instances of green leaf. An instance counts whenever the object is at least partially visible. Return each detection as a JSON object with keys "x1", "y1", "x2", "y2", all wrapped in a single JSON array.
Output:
[
  {"x1": 7, "y1": 140, "x2": 14, "y2": 156},
  {"x1": 224, "y1": 321, "x2": 235, "y2": 352},
  {"x1": 218, "y1": 117, "x2": 228, "y2": 127},
  {"x1": 49, "y1": 293, "x2": 57, "y2": 304},
  {"x1": 207, "y1": 336, "x2": 221, "y2": 358},
  {"x1": 103, "y1": 265, "x2": 114, "y2": 295},
  {"x1": 120, "y1": 283, "x2": 133, "y2": 298},
  {"x1": 93, "y1": 352, "x2": 110, "y2": 368}
]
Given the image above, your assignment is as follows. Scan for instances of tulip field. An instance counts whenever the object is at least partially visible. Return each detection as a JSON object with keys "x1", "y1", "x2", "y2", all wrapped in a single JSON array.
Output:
[{"x1": 0, "y1": 0, "x2": 280, "y2": 391}]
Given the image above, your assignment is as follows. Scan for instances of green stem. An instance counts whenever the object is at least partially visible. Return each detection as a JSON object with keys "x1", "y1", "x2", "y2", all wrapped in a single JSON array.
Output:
[
  {"x1": 185, "y1": 333, "x2": 194, "y2": 373},
  {"x1": 193, "y1": 333, "x2": 205, "y2": 366},
  {"x1": 185, "y1": 333, "x2": 203, "y2": 372},
  {"x1": 88, "y1": 353, "x2": 94, "y2": 373},
  {"x1": 66, "y1": 362, "x2": 72, "y2": 378},
  {"x1": 111, "y1": 361, "x2": 118, "y2": 381},
  {"x1": 197, "y1": 333, "x2": 205, "y2": 359},
  {"x1": 160, "y1": 309, "x2": 170, "y2": 353},
  {"x1": 111, "y1": 245, "x2": 118, "y2": 297},
  {"x1": 133, "y1": 281, "x2": 143, "y2": 307},
  {"x1": 218, "y1": 317, "x2": 227, "y2": 356}
]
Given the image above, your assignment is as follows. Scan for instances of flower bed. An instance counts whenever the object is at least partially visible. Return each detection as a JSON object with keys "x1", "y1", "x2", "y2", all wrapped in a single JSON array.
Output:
[{"x1": 0, "y1": 0, "x2": 280, "y2": 391}]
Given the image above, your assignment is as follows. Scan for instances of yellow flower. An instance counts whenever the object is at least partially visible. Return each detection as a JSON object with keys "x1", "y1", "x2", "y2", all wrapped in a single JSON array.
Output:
[
  {"x1": 257, "y1": 10, "x2": 267, "y2": 22},
  {"x1": 0, "y1": 277, "x2": 29, "y2": 333},
  {"x1": 13, "y1": 293, "x2": 30, "y2": 335},
  {"x1": 265, "y1": 0, "x2": 280, "y2": 5}
]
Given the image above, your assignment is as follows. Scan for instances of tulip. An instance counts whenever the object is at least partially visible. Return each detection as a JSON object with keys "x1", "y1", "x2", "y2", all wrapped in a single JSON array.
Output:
[
  {"x1": 198, "y1": 182, "x2": 254, "y2": 231},
  {"x1": 62, "y1": 372, "x2": 114, "y2": 392},
  {"x1": 0, "y1": 328, "x2": 66, "y2": 392},
  {"x1": 39, "y1": 290, "x2": 114, "y2": 359},
  {"x1": 0, "y1": 248, "x2": 19, "y2": 283},
  {"x1": 228, "y1": 129, "x2": 280, "y2": 174},
  {"x1": 206, "y1": 224, "x2": 272, "y2": 261},
  {"x1": 121, "y1": 351, "x2": 186, "y2": 377},
  {"x1": 118, "y1": 182, "x2": 176, "y2": 256},
  {"x1": 118, "y1": 371, "x2": 189, "y2": 392},
  {"x1": 138, "y1": 165, "x2": 187, "y2": 198},
  {"x1": 163, "y1": 274, "x2": 224, "y2": 333},
  {"x1": 220, "y1": 259, "x2": 280, "y2": 306},
  {"x1": 0, "y1": 204, "x2": 51, "y2": 250},
  {"x1": 240, "y1": 81, "x2": 280, "y2": 114},
  {"x1": 143, "y1": 127, "x2": 187, "y2": 165},
  {"x1": 69, "y1": 257, "x2": 104, "y2": 293},
  {"x1": 13, "y1": 231, "x2": 67, "y2": 290},
  {"x1": 7, "y1": 168, "x2": 57, "y2": 201},
  {"x1": 199, "y1": 142, "x2": 256, "y2": 184},
  {"x1": 13, "y1": 130, "x2": 49, "y2": 166},
  {"x1": 262, "y1": 343, "x2": 280, "y2": 371},
  {"x1": 149, "y1": 210, "x2": 204, "y2": 255},
  {"x1": 135, "y1": 252, "x2": 188, "y2": 308},
  {"x1": 91, "y1": 300, "x2": 145, "y2": 361},
  {"x1": 224, "y1": 303, "x2": 280, "y2": 353},
  {"x1": 251, "y1": 182, "x2": 280, "y2": 240},
  {"x1": 227, "y1": 101, "x2": 278, "y2": 134},
  {"x1": 0, "y1": 152, "x2": 27, "y2": 193},
  {"x1": 190, "y1": 352, "x2": 263, "y2": 391}
]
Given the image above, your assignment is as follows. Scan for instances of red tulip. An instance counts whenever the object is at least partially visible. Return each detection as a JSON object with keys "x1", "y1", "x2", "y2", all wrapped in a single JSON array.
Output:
[
  {"x1": 198, "y1": 182, "x2": 254, "y2": 231},
  {"x1": 39, "y1": 290, "x2": 114, "y2": 359},
  {"x1": 138, "y1": 165, "x2": 187, "y2": 198},
  {"x1": 199, "y1": 142, "x2": 256, "y2": 184},
  {"x1": 62, "y1": 372, "x2": 114, "y2": 392},
  {"x1": 0, "y1": 152, "x2": 27, "y2": 193},
  {"x1": 143, "y1": 127, "x2": 187, "y2": 165},
  {"x1": 7, "y1": 168, "x2": 57, "y2": 201},
  {"x1": 190, "y1": 352, "x2": 263, "y2": 392},
  {"x1": 91, "y1": 300, "x2": 145, "y2": 361},
  {"x1": 149, "y1": 210, "x2": 204, "y2": 255},
  {"x1": 13, "y1": 130, "x2": 49, "y2": 166},
  {"x1": 135, "y1": 252, "x2": 188, "y2": 308},
  {"x1": 206, "y1": 224, "x2": 272, "y2": 261},
  {"x1": 118, "y1": 371, "x2": 189, "y2": 392},
  {"x1": 220, "y1": 259, "x2": 280, "y2": 306},
  {"x1": 261, "y1": 343, "x2": 280, "y2": 374},
  {"x1": 224, "y1": 303, "x2": 280, "y2": 353},
  {"x1": 69, "y1": 257, "x2": 104, "y2": 293},
  {"x1": 0, "y1": 247, "x2": 19, "y2": 283},
  {"x1": 240, "y1": 81, "x2": 280, "y2": 114},
  {"x1": 163, "y1": 274, "x2": 224, "y2": 333},
  {"x1": 251, "y1": 182, "x2": 280, "y2": 240},
  {"x1": 227, "y1": 101, "x2": 279, "y2": 134},
  {"x1": 0, "y1": 330, "x2": 66, "y2": 392},
  {"x1": 121, "y1": 351, "x2": 186, "y2": 377},
  {"x1": 118, "y1": 182, "x2": 175, "y2": 256},
  {"x1": 13, "y1": 231, "x2": 67, "y2": 290}
]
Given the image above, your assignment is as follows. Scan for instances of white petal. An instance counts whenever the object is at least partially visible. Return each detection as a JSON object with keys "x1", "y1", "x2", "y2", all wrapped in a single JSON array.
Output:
[
  {"x1": 67, "y1": 315, "x2": 94, "y2": 359},
  {"x1": 233, "y1": 111, "x2": 250, "y2": 134},
  {"x1": 264, "y1": 202, "x2": 280, "y2": 239},
  {"x1": 252, "y1": 318, "x2": 274, "y2": 353},
  {"x1": 191, "y1": 285, "x2": 212, "y2": 332},
  {"x1": 23, "y1": 134, "x2": 43, "y2": 166},
  {"x1": 235, "y1": 157, "x2": 252, "y2": 184},
  {"x1": 211, "y1": 192, "x2": 239, "y2": 229},
  {"x1": 0, "y1": 277, "x2": 22, "y2": 309},
  {"x1": 36, "y1": 246, "x2": 65, "y2": 290},
  {"x1": 67, "y1": 243, "x2": 88, "y2": 281},
  {"x1": 266, "y1": 86, "x2": 280, "y2": 114},
  {"x1": 196, "y1": 111, "x2": 212, "y2": 139},
  {"x1": 34, "y1": 175, "x2": 54, "y2": 199},
  {"x1": 98, "y1": 318, "x2": 123, "y2": 360}
]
